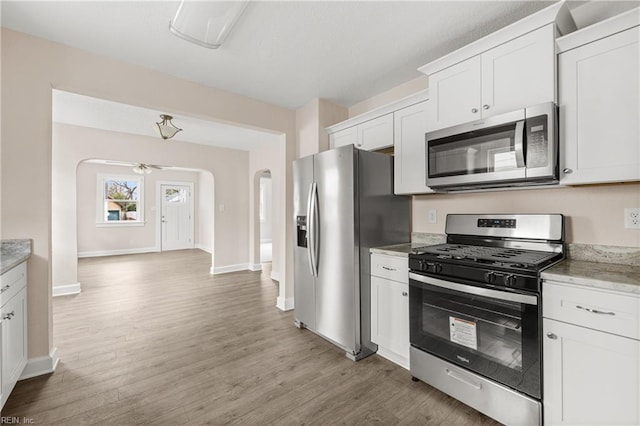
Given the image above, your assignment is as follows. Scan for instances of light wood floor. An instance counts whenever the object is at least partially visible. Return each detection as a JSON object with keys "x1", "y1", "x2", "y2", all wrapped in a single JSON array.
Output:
[{"x1": 4, "y1": 250, "x2": 500, "y2": 425}]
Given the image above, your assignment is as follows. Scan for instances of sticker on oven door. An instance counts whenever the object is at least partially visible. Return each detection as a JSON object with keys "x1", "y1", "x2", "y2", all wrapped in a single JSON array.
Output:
[{"x1": 449, "y1": 316, "x2": 478, "y2": 351}]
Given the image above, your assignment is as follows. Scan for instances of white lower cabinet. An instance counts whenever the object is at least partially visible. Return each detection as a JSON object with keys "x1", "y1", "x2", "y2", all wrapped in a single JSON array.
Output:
[
  {"x1": 1, "y1": 262, "x2": 28, "y2": 410},
  {"x1": 543, "y1": 281, "x2": 640, "y2": 425},
  {"x1": 370, "y1": 253, "x2": 409, "y2": 369}
]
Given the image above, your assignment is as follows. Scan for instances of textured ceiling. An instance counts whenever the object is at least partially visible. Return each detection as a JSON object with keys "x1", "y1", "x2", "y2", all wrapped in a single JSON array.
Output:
[{"x1": 2, "y1": 1, "x2": 560, "y2": 110}]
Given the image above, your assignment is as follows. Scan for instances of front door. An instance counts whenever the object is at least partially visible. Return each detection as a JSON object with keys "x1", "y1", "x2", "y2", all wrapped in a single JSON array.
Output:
[{"x1": 161, "y1": 184, "x2": 193, "y2": 251}]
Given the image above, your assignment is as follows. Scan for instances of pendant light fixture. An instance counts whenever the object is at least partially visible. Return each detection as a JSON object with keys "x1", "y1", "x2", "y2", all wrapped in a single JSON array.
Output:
[
  {"x1": 169, "y1": 0, "x2": 249, "y2": 49},
  {"x1": 155, "y1": 114, "x2": 182, "y2": 140}
]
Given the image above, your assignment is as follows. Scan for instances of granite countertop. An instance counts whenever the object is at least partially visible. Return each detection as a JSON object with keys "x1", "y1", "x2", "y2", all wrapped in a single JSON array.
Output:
[
  {"x1": 370, "y1": 243, "x2": 420, "y2": 257},
  {"x1": 1, "y1": 239, "x2": 32, "y2": 275},
  {"x1": 542, "y1": 259, "x2": 640, "y2": 296}
]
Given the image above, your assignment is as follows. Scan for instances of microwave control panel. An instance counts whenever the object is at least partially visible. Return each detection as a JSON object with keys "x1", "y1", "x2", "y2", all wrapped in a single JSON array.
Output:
[{"x1": 526, "y1": 115, "x2": 548, "y2": 168}]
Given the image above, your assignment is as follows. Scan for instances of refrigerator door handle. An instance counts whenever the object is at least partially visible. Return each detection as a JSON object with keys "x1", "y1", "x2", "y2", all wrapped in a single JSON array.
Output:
[
  {"x1": 307, "y1": 182, "x2": 318, "y2": 277},
  {"x1": 312, "y1": 182, "x2": 319, "y2": 276}
]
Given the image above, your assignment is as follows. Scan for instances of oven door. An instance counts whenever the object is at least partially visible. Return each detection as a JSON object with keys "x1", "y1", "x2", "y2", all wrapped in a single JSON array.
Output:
[{"x1": 409, "y1": 272, "x2": 541, "y2": 399}]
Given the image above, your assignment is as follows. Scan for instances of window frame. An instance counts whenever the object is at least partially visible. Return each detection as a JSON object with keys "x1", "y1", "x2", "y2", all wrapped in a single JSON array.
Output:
[{"x1": 96, "y1": 173, "x2": 145, "y2": 227}]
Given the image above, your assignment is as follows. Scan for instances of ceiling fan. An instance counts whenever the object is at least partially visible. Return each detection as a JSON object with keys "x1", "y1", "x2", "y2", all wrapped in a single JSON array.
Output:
[{"x1": 102, "y1": 160, "x2": 166, "y2": 174}]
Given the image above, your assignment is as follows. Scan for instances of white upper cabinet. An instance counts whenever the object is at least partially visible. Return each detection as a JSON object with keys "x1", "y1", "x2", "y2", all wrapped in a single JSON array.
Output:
[
  {"x1": 428, "y1": 56, "x2": 481, "y2": 131},
  {"x1": 426, "y1": 25, "x2": 556, "y2": 132},
  {"x1": 558, "y1": 9, "x2": 640, "y2": 185},
  {"x1": 481, "y1": 24, "x2": 555, "y2": 117},
  {"x1": 394, "y1": 100, "x2": 433, "y2": 194},
  {"x1": 329, "y1": 125, "x2": 358, "y2": 149},
  {"x1": 356, "y1": 113, "x2": 394, "y2": 151}
]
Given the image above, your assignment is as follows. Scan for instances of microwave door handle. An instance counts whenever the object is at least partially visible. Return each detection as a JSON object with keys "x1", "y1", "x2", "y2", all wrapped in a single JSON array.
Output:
[{"x1": 514, "y1": 120, "x2": 526, "y2": 168}]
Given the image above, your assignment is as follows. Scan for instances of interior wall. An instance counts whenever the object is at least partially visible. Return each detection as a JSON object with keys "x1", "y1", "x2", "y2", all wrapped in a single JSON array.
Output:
[
  {"x1": 249, "y1": 135, "x2": 286, "y2": 288},
  {"x1": 296, "y1": 98, "x2": 348, "y2": 158},
  {"x1": 76, "y1": 162, "x2": 199, "y2": 255},
  {"x1": 1, "y1": 28, "x2": 296, "y2": 360},
  {"x1": 196, "y1": 171, "x2": 214, "y2": 253},
  {"x1": 348, "y1": 76, "x2": 428, "y2": 118},
  {"x1": 260, "y1": 173, "x2": 273, "y2": 242}
]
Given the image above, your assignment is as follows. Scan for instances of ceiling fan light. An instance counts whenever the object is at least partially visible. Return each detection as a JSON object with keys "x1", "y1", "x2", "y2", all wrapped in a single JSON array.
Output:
[
  {"x1": 169, "y1": 0, "x2": 249, "y2": 49},
  {"x1": 155, "y1": 114, "x2": 182, "y2": 140},
  {"x1": 133, "y1": 164, "x2": 152, "y2": 174}
]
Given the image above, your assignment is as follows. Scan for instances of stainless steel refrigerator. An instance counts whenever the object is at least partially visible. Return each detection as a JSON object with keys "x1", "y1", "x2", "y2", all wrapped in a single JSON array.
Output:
[{"x1": 293, "y1": 144, "x2": 410, "y2": 360}]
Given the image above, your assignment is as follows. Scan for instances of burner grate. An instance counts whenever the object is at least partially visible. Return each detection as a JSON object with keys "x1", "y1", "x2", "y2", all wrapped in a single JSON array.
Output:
[{"x1": 414, "y1": 244, "x2": 557, "y2": 267}]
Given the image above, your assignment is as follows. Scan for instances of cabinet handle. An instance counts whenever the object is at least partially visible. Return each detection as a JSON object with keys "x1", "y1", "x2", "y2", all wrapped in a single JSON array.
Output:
[
  {"x1": 0, "y1": 284, "x2": 10, "y2": 293},
  {"x1": 546, "y1": 332, "x2": 557, "y2": 340},
  {"x1": 2, "y1": 311, "x2": 15, "y2": 321},
  {"x1": 382, "y1": 266, "x2": 396, "y2": 271},
  {"x1": 402, "y1": 291, "x2": 408, "y2": 296},
  {"x1": 483, "y1": 104, "x2": 490, "y2": 110},
  {"x1": 471, "y1": 108, "x2": 478, "y2": 114},
  {"x1": 576, "y1": 305, "x2": 615, "y2": 316},
  {"x1": 563, "y1": 168, "x2": 573, "y2": 174}
]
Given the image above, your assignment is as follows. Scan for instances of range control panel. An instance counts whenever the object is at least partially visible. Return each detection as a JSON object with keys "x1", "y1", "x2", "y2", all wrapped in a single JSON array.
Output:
[{"x1": 477, "y1": 218, "x2": 517, "y2": 229}]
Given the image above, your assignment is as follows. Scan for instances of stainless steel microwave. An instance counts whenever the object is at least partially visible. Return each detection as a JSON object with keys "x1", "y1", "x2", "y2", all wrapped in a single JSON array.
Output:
[{"x1": 426, "y1": 102, "x2": 558, "y2": 191}]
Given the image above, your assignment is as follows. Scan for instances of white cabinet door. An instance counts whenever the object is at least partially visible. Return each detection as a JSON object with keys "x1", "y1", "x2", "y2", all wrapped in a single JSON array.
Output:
[
  {"x1": 1, "y1": 287, "x2": 28, "y2": 407},
  {"x1": 559, "y1": 27, "x2": 640, "y2": 185},
  {"x1": 482, "y1": 24, "x2": 555, "y2": 118},
  {"x1": 329, "y1": 126, "x2": 358, "y2": 149},
  {"x1": 427, "y1": 55, "x2": 481, "y2": 131},
  {"x1": 394, "y1": 101, "x2": 433, "y2": 195},
  {"x1": 371, "y1": 275, "x2": 409, "y2": 368},
  {"x1": 357, "y1": 113, "x2": 394, "y2": 151},
  {"x1": 543, "y1": 318, "x2": 640, "y2": 426}
]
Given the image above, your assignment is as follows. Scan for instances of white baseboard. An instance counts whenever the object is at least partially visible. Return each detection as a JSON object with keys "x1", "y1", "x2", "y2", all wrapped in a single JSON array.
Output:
[
  {"x1": 195, "y1": 244, "x2": 212, "y2": 254},
  {"x1": 78, "y1": 247, "x2": 159, "y2": 258},
  {"x1": 210, "y1": 263, "x2": 249, "y2": 275},
  {"x1": 249, "y1": 263, "x2": 262, "y2": 271},
  {"x1": 20, "y1": 347, "x2": 59, "y2": 380},
  {"x1": 276, "y1": 296, "x2": 294, "y2": 311},
  {"x1": 270, "y1": 271, "x2": 281, "y2": 282},
  {"x1": 52, "y1": 282, "x2": 81, "y2": 297}
]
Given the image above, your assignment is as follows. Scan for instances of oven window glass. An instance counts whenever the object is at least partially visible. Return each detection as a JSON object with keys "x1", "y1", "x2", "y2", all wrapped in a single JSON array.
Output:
[
  {"x1": 428, "y1": 123, "x2": 520, "y2": 178},
  {"x1": 410, "y1": 278, "x2": 540, "y2": 398}
]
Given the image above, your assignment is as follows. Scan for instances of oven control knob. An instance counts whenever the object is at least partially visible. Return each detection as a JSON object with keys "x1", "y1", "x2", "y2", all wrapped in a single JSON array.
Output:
[
  {"x1": 434, "y1": 263, "x2": 443, "y2": 273},
  {"x1": 504, "y1": 274, "x2": 517, "y2": 286},
  {"x1": 418, "y1": 260, "x2": 428, "y2": 272},
  {"x1": 484, "y1": 272, "x2": 495, "y2": 283}
]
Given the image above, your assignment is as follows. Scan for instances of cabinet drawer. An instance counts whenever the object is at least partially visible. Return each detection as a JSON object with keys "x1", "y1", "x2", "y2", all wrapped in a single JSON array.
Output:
[
  {"x1": 543, "y1": 281, "x2": 640, "y2": 340},
  {"x1": 370, "y1": 253, "x2": 408, "y2": 283},
  {"x1": 0, "y1": 262, "x2": 27, "y2": 308}
]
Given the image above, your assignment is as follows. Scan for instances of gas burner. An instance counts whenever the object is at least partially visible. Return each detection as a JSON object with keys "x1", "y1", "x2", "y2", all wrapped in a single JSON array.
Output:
[{"x1": 415, "y1": 243, "x2": 559, "y2": 269}]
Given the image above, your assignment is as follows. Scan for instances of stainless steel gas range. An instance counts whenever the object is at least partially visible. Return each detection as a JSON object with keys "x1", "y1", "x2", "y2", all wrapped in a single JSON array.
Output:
[{"x1": 408, "y1": 214, "x2": 565, "y2": 426}]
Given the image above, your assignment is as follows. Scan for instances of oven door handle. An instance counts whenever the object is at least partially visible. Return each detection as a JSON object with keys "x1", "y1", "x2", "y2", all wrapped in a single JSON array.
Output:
[{"x1": 409, "y1": 273, "x2": 538, "y2": 306}]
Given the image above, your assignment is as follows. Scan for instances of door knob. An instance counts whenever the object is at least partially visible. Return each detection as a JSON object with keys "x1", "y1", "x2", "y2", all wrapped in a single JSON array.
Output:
[
  {"x1": 563, "y1": 168, "x2": 573, "y2": 174},
  {"x1": 483, "y1": 104, "x2": 490, "y2": 110},
  {"x1": 471, "y1": 108, "x2": 478, "y2": 113},
  {"x1": 546, "y1": 332, "x2": 558, "y2": 340},
  {"x1": 402, "y1": 291, "x2": 408, "y2": 296}
]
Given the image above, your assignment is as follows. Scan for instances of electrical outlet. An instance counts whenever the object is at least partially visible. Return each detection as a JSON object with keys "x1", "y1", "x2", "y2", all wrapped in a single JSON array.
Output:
[
  {"x1": 428, "y1": 209, "x2": 437, "y2": 224},
  {"x1": 624, "y1": 208, "x2": 640, "y2": 229}
]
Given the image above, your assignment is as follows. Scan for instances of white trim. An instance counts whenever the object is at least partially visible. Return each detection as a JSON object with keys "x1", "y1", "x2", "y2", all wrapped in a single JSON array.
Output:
[
  {"x1": 419, "y1": 2, "x2": 575, "y2": 75},
  {"x1": 156, "y1": 180, "x2": 195, "y2": 252},
  {"x1": 77, "y1": 247, "x2": 159, "y2": 258},
  {"x1": 20, "y1": 347, "x2": 59, "y2": 380},
  {"x1": 52, "y1": 282, "x2": 81, "y2": 297},
  {"x1": 210, "y1": 263, "x2": 249, "y2": 275},
  {"x1": 326, "y1": 89, "x2": 429, "y2": 134},
  {"x1": 260, "y1": 238, "x2": 272, "y2": 244},
  {"x1": 249, "y1": 263, "x2": 262, "y2": 271},
  {"x1": 195, "y1": 243, "x2": 212, "y2": 254},
  {"x1": 270, "y1": 271, "x2": 281, "y2": 282},
  {"x1": 276, "y1": 296, "x2": 294, "y2": 311},
  {"x1": 556, "y1": 7, "x2": 639, "y2": 53}
]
